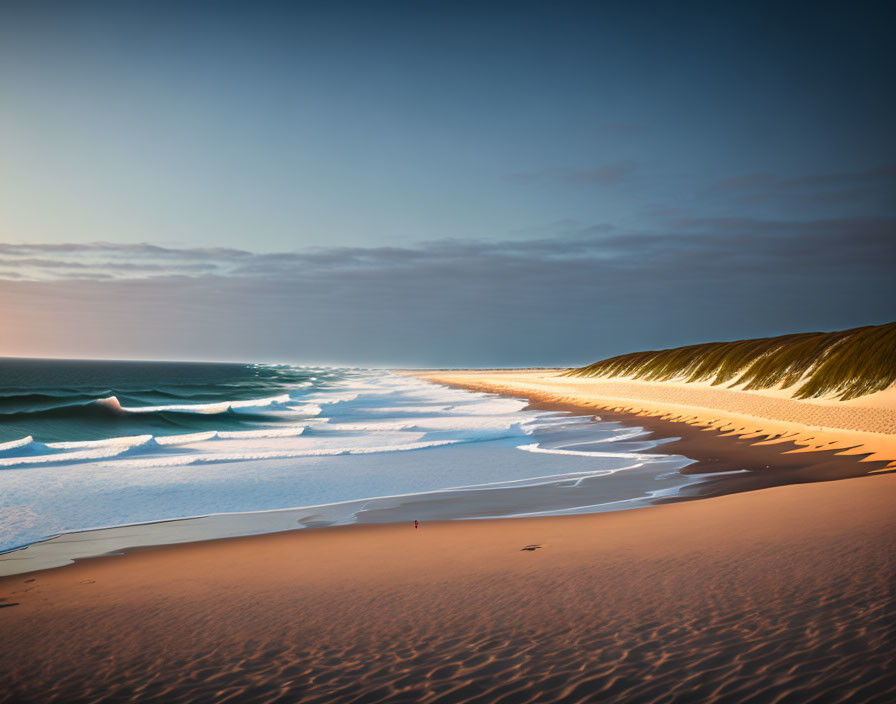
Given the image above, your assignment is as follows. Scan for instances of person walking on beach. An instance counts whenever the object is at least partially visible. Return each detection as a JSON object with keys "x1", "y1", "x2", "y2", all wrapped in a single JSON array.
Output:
[{"x1": 414, "y1": 520, "x2": 418, "y2": 529}]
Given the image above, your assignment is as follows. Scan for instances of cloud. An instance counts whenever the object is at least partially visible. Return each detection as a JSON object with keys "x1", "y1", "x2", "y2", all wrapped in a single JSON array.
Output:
[
  {"x1": 0, "y1": 242, "x2": 251, "y2": 280},
  {"x1": 508, "y1": 161, "x2": 637, "y2": 186},
  {"x1": 0, "y1": 242, "x2": 252, "y2": 258},
  {"x1": 644, "y1": 207, "x2": 686, "y2": 218},
  {"x1": 599, "y1": 123, "x2": 647, "y2": 135},
  {"x1": 2, "y1": 215, "x2": 893, "y2": 284},
  {"x1": 1, "y1": 215, "x2": 893, "y2": 366},
  {"x1": 708, "y1": 164, "x2": 896, "y2": 206}
]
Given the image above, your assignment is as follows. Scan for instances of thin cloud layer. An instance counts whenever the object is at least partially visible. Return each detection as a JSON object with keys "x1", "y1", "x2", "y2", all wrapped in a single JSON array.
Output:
[
  {"x1": 508, "y1": 162, "x2": 638, "y2": 187},
  {"x1": 708, "y1": 164, "x2": 896, "y2": 206},
  {"x1": 2, "y1": 215, "x2": 893, "y2": 366},
  {"x1": 2, "y1": 215, "x2": 892, "y2": 282}
]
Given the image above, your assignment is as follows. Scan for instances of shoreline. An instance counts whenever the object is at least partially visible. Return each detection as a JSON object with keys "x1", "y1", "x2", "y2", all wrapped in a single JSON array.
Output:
[
  {"x1": 406, "y1": 369, "x2": 896, "y2": 467},
  {"x1": 405, "y1": 369, "x2": 895, "y2": 506},
  {"x1": 3, "y1": 369, "x2": 892, "y2": 577},
  {"x1": 523, "y1": 396, "x2": 893, "y2": 500}
]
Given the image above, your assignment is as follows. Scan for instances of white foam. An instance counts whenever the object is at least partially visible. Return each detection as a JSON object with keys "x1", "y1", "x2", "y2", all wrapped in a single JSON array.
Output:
[
  {"x1": 282, "y1": 403, "x2": 323, "y2": 416},
  {"x1": 153, "y1": 431, "x2": 221, "y2": 446},
  {"x1": 303, "y1": 392, "x2": 359, "y2": 405},
  {"x1": 95, "y1": 393, "x2": 292, "y2": 415},
  {"x1": 438, "y1": 463, "x2": 647, "y2": 491},
  {"x1": 516, "y1": 442, "x2": 661, "y2": 461},
  {"x1": 557, "y1": 428, "x2": 651, "y2": 446},
  {"x1": 216, "y1": 426, "x2": 306, "y2": 440},
  {"x1": 446, "y1": 399, "x2": 530, "y2": 415},
  {"x1": 45, "y1": 434, "x2": 157, "y2": 450},
  {"x1": 1, "y1": 435, "x2": 157, "y2": 467},
  {"x1": 108, "y1": 439, "x2": 457, "y2": 468},
  {"x1": 350, "y1": 404, "x2": 453, "y2": 414},
  {"x1": 0, "y1": 436, "x2": 36, "y2": 452},
  {"x1": 318, "y1": 415, "x2": 535, "y2": 433}
]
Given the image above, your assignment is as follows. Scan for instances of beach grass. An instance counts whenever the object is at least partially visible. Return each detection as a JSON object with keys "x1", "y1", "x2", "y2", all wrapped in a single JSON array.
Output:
[{"x1": 565, "y1": 322, "x2": 896, "y2": 401}]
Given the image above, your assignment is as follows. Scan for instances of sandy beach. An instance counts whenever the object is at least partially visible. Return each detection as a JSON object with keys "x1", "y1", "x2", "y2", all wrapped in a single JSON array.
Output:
[{"x1": 1, "y1": 475, "x2": 893, "y2": 703}]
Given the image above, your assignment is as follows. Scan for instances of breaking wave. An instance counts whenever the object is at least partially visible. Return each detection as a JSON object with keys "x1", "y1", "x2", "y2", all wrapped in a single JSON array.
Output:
[
  {"x1": 0, "y1": 426, "x2": 310, "y2": 468},
  {"x1": 0, "y1": 393, "x2": 303, "y2": 422},
  {"x1": 95, "y1": 393, "x2": 294, "y2": 415},
  {"x1": 0, "y1": 362, "x2": 691, "y2": 556}
]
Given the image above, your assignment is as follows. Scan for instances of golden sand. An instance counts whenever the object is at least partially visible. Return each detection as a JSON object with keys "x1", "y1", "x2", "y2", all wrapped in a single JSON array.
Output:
[{"x1": 1, "y1": 475, "x2": 893, "y2": 703}]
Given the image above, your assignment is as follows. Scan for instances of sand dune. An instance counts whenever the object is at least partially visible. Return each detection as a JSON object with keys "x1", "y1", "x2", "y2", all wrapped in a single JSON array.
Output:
[
  {"x1": 407, "y1": 370, "x2": 896, "y2": 466},
  {"x1": 1, "y1": 475, "x2": 894, "y2": 703}
]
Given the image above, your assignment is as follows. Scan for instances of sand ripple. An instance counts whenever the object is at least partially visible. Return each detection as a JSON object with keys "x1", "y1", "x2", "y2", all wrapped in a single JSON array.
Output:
[
  {"x1": 1, "y1": 586, "x2": 892, "y2": 703},
  {"x1": 1, "y1": 478, "x2": 894, "y2": 703}
]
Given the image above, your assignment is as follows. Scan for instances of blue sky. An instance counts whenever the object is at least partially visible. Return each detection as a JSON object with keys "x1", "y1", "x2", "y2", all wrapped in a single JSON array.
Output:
[{"x1": 1, "y1": 1, "x2": 893, "y2": 365}]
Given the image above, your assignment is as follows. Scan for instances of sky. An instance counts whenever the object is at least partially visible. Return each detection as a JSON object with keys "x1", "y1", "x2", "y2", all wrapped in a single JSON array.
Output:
[{"x1": 1, "y1": 0, "x2": 894, "y2": 366}]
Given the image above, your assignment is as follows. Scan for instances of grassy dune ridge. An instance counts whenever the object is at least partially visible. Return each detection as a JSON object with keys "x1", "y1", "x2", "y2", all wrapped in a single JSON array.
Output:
[{"x1": 566, "y1": 322, "x2": 896, "y2": 401}]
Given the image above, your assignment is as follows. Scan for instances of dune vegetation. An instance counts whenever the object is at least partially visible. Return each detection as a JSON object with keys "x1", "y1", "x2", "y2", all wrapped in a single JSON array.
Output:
[{"x1": 565, "y1": 322, "x2": 896, "y2": 401}]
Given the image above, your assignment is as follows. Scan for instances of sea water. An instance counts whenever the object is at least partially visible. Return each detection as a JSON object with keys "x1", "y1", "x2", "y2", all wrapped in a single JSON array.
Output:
[{"x1": 0, "y1": 359, "x2": 695, "y2": 557}]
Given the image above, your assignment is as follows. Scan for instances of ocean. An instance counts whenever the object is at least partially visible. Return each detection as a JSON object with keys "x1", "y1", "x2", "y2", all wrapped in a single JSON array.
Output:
[{"x1": 0, "y1": 358, "x2": 696, "y2": 564}]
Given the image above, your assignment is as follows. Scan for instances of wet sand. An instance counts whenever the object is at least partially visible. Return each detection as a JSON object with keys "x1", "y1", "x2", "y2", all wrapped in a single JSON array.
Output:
[
  {"x1": 406, "y1": 368, "x2": 896, "y2": 502},
  {"x1": 1, "y1": 474, "x2": 894, "y2": 703}
]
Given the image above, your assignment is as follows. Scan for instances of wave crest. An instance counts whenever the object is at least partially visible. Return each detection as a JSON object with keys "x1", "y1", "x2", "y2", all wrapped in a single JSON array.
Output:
[{"x1": 95, "y1": 393, "x2": 293, "y2": 416}]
